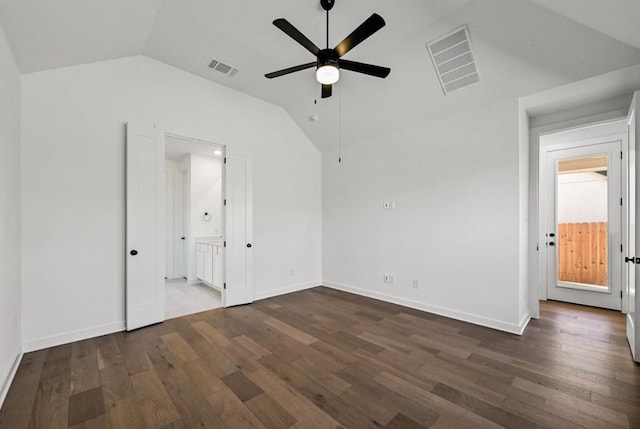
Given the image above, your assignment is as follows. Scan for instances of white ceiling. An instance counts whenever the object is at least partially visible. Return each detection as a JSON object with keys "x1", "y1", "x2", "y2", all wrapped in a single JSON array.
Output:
[{"x1": 1, "y1": 0, "x2": 639, "y2": 152}]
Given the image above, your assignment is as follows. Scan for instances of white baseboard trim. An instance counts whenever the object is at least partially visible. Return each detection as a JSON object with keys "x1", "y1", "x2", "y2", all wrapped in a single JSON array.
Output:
[
  {"x1": 0, "y1": 344, "x2": 23, "y2": 409},
  {"x1": 517, "y1": 312, "x2": 531, "y2": 335},
  {"x1": 22, "y1": 321, "x2": 126, "y2": 353},
  {"x1": 253, "y1": 281, "x2": 320, "y2": 302},
  {"x1": 324, "y1": 281, "x2": 526, "y2": 335}
]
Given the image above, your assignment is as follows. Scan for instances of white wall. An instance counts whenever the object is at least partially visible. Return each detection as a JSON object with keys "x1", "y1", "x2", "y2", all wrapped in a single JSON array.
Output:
[
  {"x1": 322, "y1": 98, "x2": 525, "y2": 333},
  {"x1": 0, "y1": 22, "x2": 21, "y2": 404},
  {"x1": 188, "y1": 153, "x2": 222, "y2": 281},
  {"x1": 20, "y1": 56, "x2": 322, "y2": 350},
  {"x1": 190, "y1": 153, "x2": 222, "y2": 238}
]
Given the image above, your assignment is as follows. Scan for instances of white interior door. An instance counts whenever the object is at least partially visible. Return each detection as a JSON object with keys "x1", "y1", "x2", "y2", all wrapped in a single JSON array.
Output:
[
  {"x1": 545, "y1": 140, "x2": 623, "y2": 310},
  {"x1": 224, "y1": 153, "x2": 253, "y2": 307},
  {"x1": 126, "y1": 123, "x2": 165, "y2": 331},
  {"x1": 628, "y1": 91, "x2": 640, "y2": 362}
]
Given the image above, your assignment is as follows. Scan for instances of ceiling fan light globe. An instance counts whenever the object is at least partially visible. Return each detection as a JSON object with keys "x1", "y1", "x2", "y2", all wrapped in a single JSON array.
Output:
[{"x1": 316, "y1": 65, "x2": 339, "y2": 84}]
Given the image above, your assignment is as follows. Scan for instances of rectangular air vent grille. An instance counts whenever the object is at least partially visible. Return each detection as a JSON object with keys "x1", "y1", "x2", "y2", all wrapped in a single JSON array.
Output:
[
  {"x1": 208, "y1": 58, "x2": 238, "y2": 77},
  {"x1": 426, "y1": 25, "x2": 479, "y2": 95}
]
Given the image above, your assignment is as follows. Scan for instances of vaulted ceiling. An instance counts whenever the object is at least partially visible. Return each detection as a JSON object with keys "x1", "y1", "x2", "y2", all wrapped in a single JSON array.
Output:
[{"x1": 1, "y1": 0, "x2": 639, "y2": 151}]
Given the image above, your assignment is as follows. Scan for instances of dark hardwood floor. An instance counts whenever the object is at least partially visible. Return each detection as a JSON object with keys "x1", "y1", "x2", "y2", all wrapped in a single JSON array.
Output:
[{"x1": 1, "y1": 287, "x2": 639, "y2": 428}]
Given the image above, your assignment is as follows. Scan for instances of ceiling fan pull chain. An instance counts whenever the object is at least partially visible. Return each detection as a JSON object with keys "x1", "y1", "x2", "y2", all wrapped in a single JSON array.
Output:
[{"x1": 338, "y1": 84, "x2": 342, "y2": 164}]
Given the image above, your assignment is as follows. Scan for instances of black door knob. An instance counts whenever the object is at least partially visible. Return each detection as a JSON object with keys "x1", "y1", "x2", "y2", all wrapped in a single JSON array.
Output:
[
  {"x1": 548, "y1": 242, "x2": 555, "y2": 246},
  {"x1": 246, "y1": 243, "x2": 252, "y2": 248},
  {"x1": 130, "y1": 250, "x2": 138, "y2": 255},
  {"x1": 181, "y1": 237, "x2": 185, "y2": 240}
]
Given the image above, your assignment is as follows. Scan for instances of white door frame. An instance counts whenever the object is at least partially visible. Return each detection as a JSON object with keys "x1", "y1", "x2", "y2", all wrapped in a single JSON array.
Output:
[
  {"x1": 628, "y1": 91, "x2": 640, "y2": 361},
  {"x1": 165, "y1": 132, "x2": 225, "y2": 288},
  {"x1": 542, "y1": 139, "x2": 623, "y2": 310},
  {"x1": 164, "y1": 162, "x2": 187, "y2": 280},
  {"x1": 126, "y1": 127, "x2": 253, "y2": 329},
  {"x1": 529, "y1": 117, "x2": 629, "y2": 319}
]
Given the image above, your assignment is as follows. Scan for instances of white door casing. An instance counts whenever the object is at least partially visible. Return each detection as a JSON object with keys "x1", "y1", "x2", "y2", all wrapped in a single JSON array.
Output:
[
  {"x1": 165, "y1": 167, "x2": 174, "y2": 278},
  {"x1": 126, "y1": 123, "x2": 166, "y2": 331},
  {"x1": 164, "y1": 165, "x2": 186, "y2": 280},
  {"x1": 544, "y1": 140, "x2": 623, "y2": 310},
  {"x1": 176, "y1": 170, "x2": 186, "y2": 278},
  {"x1": 628, "y1": 91, "x2": 640, "y2": 362},
  {"x1": 224, "y1": 154, "x2": 253, "y2": 307},
  {"x1": 180, "y1": 169, "x2": 189, "y2": 278}
]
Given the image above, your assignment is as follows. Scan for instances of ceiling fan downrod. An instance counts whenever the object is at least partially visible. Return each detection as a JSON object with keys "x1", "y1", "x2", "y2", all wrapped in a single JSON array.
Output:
[{"x1": 321, "y1": 0, "x2": 334, "y2": 49}]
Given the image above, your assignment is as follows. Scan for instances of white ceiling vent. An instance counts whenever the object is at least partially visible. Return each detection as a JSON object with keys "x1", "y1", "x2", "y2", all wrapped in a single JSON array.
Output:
[
  {"x1": 208, "y1": 59, "x2": 238, "y2": 77},
  {"x1": 426, "y1": 25, "x2": 480, "y2": 95}
]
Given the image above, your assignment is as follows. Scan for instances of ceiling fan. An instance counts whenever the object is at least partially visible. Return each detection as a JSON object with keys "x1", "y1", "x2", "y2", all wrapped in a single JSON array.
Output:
[{"x1": 265, "y1": 0, "x2": 390, "y2": 99}]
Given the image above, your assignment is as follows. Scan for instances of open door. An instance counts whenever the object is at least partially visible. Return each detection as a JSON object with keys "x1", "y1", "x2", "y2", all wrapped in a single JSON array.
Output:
[
  {"x1": 126, "y1": 123, "x2": 166, "y2": 330},
  {"x1": 628, "y1": 92, "x2": 640, "y2": 362},
  {"x1": 545, "y1": 141, "x2": 622, "y2": 310},
  {"x1": 224, "y1": 153, "x2": 253, "y2": 307}
]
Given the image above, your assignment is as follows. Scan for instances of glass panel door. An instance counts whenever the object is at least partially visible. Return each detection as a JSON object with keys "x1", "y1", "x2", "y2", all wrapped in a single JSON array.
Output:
[{"x1": 546, "y1": 140, "x2": 622, "y2": 310}]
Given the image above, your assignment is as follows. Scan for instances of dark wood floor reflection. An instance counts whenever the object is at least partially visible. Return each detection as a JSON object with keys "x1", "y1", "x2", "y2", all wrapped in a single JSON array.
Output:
[{"x1": 1, "y1": 287, "x2": 639, "y2": 428}]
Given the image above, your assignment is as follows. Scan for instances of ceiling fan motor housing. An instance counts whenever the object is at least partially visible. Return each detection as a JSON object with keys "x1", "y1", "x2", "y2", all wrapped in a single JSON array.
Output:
[{"x1": 317, "y1": 49, "x2": 339, "y2": 68}]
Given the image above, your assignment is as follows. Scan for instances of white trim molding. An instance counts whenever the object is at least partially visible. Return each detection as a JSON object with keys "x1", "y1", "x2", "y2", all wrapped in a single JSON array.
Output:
[
  {"x1": 253, "y1": 281, "x2": 320, "y2": 302},
  {"x1": 324, "y1": 281, "x2": 531, "y2": 335},
  {"x1": 22, "y1": 321, "x2": 126, "y2": 353},
  {"x1": 0, "y1": 344, "x2": 23, "y2": 409}
]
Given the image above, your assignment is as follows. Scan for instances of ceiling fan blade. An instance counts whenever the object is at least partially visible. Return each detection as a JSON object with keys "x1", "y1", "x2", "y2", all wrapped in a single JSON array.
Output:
[
  {"x1": 334, "y1": 13, "x2": 386, "y2": 57},
  {"x1": 338, "y1": 59, "x2": 390, "y2": 78},
  {"x1": 273, "y1": 19, "x2": 320, "y2": 56},
  {"x1": 321, "y1": 84, "x2": 332, "y2": 98},
  {"x1": 265, "y1": 62, "x2": 316, "y2": 79}
]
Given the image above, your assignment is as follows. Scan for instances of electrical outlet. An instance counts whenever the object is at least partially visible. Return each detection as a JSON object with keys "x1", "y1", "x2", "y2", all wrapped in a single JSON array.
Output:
[
  {"x1": 412, "y1": 279, "x2": 420, "y2": 289},
  {"x1": 383, "y1": 274, "x2": 395, "y2": 284},
  {"x1": 383, "y1": 201, "x2": 396, "y2": 210}
]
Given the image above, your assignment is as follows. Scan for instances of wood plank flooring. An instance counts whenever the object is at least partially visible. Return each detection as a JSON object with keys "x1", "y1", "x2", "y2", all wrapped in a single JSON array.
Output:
[{"x1": 1, "y1": 287, "x2": 639, "y2": 428}]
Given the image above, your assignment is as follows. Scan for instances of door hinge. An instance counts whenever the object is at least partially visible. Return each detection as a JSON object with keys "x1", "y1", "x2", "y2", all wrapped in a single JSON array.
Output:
[
  {"x1": 621, "y1": 291, "x2": 623, "y2": 299},
  {"x1": 224, "y1": 241, "x2": 226, "y2": 248},
  {"x1": 621, "y1": 198, "x2": 623, "y2": 206},
  {"x1": 224, "y1": 199, "x2": 227, "y2": 206},
  {"x1": 224, "y1": 157, "x2": 227, "y2": 164},
  {"x1": 621, "y1": 244, "x2": 624, "y2": 252},
  {"x1": 224, "y1": 283, "x2": 226, "y2": 290},
  {"x1": 621, "y1": 151, "x2": 623, "y2": 160}
]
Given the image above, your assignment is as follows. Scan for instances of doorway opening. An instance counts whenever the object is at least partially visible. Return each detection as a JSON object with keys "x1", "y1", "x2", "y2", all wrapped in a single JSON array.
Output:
[
  {"x1": 164, "y1": 134, "x2": 224, "y2": 319},
  {"x1": 538, "y1": 120, "x2": 626, "y2": 311}
]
